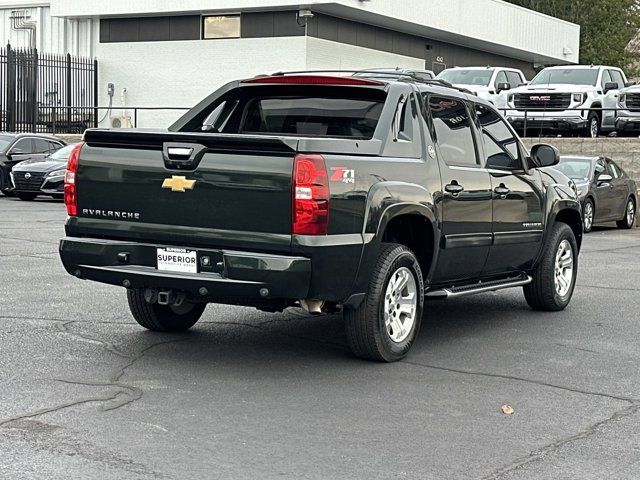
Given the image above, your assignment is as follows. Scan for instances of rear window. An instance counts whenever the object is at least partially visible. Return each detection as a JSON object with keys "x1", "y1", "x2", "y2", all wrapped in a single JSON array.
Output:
[
  {"x1": 242, "y1": 96, "x2": 383, "y2": 138},
  {"x1": 180, "y1": 85, "x2": 387, "y2": 139}
]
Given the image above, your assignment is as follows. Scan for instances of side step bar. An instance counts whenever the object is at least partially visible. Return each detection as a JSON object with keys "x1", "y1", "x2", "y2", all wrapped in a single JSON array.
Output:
[{"x1": 425, "y1": 275, "x2": 532, "y2": 299}]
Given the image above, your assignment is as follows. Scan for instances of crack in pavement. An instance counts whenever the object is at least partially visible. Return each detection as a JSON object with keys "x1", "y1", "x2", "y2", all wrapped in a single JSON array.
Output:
[
  {"x1": 0, "y1": 320, "x2": 188, "y2": 427},
  {"x1": 401, "y1": 360, "x2": 640, "y2": 479},
  {"x1": 576, "y1": 284, "x2": 640, "y2": 292},
  {"x1": 0, "y1": 314, "x2": 132, "y2": 325},
  {"x1": 481, "y1": 402, "x2": 640, "y2": 479},
  {"x1": 401, "y1": 360, "x2": 638, "y2": 404}
]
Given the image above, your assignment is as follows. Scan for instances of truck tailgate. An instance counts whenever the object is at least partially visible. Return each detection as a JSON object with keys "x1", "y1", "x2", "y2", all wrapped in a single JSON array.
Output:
[{"x1": 74, "y1": 130, "x2": 297, "y2": 253}]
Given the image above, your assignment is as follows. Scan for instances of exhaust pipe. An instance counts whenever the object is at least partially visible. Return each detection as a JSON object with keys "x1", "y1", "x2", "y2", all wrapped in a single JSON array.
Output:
[{"x1": 299, "y1": 299, "x2": 324, "y2": 315}]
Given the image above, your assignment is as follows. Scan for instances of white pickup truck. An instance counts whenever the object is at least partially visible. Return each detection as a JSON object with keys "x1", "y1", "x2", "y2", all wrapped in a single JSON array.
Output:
[
  {"x1": 504, "y1": 65, "x2": 628, "y2": 137},
  {"x1": 614, "y1": 84, "x2": 640, "y2": 134},
  {"x1": 436, "y1": 66, "x2": 527, "y2": 108}
]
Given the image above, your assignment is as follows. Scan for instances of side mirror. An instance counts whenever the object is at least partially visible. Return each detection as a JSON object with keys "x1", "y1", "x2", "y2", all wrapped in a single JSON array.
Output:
[
  {"x1": 530, "y1": 144, "x2": 560, "y2": 168},
  {"x1": 597, "y1": 174, "x2": 613, "y2": 184},
  {"x1": 604, "y1": 82, "x2": 619, "y2": 93},
  {"x1": 496, "y1": 82, "x2": 511, "y2": 93}
]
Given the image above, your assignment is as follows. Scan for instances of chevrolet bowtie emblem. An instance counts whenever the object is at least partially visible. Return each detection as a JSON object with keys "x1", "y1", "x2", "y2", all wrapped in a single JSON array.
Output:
[{"x1": 162, "y1": 176, "x2": 196, "y2": 193}]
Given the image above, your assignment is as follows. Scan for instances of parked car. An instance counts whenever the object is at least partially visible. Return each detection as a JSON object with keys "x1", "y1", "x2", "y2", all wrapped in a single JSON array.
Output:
[
  {"x1": 614, "y1": 84, "x2": 640, "y2": 134},
  {"x1": 0, "y1": 133, "x2": 66, "y2": 195},
  {"x1": 551, "y1": 156, "x2": 637, "y2": 232},
  {"x1": 10, "y1": 143, "x2": 79, "y2": 201},
  {"x1": 59, "y1": 72, "x2": 583, "y2": 362},
  {"x1": 436, "y1": 66, "x2": 527, "y2": 108},
  {"x1": 504, "y1": 65, "x2": 628, "y2": 137}
]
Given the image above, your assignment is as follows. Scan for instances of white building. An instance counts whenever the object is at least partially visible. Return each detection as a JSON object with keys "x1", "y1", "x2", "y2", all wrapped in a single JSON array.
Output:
[{"x1": 1, "y1": 0, "x2": 581, "y2": 128}]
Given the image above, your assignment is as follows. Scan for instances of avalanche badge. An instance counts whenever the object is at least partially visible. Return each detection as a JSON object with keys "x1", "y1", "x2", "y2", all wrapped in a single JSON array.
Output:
[{"x1": 162, "y1": 176, "x2": 196, "y2": 193}]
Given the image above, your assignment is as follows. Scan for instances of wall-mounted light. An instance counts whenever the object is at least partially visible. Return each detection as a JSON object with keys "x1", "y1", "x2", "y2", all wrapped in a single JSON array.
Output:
[{"x1": 297, "y1": 8, "x2": 314, "y2": 26}]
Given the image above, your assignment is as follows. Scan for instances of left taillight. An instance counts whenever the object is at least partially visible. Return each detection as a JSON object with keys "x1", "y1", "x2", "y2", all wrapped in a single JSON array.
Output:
[
  {"x1": 64, "y1": 142, "x2": 84, "y2": 216},
  {"x1": 292, "y1": 154, "x2": 329, "y2": 235}
]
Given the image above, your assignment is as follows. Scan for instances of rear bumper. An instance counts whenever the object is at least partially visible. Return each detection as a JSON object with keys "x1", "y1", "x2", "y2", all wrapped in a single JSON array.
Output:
[{"x1": 59, "y1": 237, "x2": 312, "y2": 302}]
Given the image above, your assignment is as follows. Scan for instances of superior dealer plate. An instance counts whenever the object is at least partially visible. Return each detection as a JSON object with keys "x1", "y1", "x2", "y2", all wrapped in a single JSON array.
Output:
[{"x1": 157, "y1": 247, "x2": 198, "y2": 273}]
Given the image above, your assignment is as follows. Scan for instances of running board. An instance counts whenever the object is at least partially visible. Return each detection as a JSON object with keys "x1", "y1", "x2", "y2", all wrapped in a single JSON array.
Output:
[{"x1": 425, "y1": 275, "x2": 532, "y2": 299}]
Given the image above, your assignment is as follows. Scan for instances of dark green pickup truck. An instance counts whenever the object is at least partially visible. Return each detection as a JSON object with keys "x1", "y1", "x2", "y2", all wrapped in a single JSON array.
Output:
[{"x1": 59, "y1": 72, "x2": 582, "y2": 362}]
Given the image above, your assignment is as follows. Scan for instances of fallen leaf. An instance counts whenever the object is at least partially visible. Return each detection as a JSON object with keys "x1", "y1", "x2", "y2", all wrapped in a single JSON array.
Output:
[{"x1": 501, "y1": 404, "x2": 514, "y2": 415}]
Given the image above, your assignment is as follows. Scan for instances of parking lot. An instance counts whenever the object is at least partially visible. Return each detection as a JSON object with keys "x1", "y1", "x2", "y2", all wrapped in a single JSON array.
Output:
[{"x1": 0, "y1": 195, "x2": 639, "y2": 479}]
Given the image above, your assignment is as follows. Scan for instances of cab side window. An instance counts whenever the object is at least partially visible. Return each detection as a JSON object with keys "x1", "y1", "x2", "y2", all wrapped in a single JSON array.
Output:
[
  {"x1": 607, "y1": 160, "x2": 620, "y2": 178},
  {"x1": 494, "y1": 71, "x2": 509, "y2": 88},
  {"x1": 475, "y1": 104, "x2": 522, "y2": 170},
  {"x1": 10, "y1": 138, "x2": 33, "y2": 154},
  {"x1": 601, "y1": 70, "x2": 612, "y2": 89},
  {"x1": 506, "y1": 71, "x2": 523, "y2": 87},
  {"x1": 610, "y1": 70, "x2": 625, "y2": 89},
  {"x1": 428, "y1": 96, "x2": 478, "y2": 166},
  {"x1": 34, "y1": 138, "x2": 52, "y2": 154},
  {"x1": 594, "y1": 159, "x2": 606, "y2": 177}
]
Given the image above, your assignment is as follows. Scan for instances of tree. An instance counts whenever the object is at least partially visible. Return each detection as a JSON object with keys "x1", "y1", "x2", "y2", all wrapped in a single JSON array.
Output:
[{"x1": 505, "y1": 0, "x2": 640, "y2": 74}]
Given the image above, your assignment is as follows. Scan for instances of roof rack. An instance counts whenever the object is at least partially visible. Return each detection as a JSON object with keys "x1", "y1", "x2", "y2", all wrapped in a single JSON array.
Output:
[{"x1": 267, "y1": 69, "x2": 475, "y2": 95}]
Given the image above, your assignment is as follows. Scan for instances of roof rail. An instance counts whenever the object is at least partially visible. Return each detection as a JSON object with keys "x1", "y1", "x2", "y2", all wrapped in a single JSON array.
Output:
[{"x1": 266, "y1": 69, "x2": 475, "y2": 95}]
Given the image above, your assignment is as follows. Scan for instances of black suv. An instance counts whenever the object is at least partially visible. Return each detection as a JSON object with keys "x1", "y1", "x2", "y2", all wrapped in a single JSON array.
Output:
[
  {"x1": 0, "y1": 133, "x2": 65, "y2": 195},
  {"x1": 59, "y1": 72, "x2": 583, "y2": 362}
]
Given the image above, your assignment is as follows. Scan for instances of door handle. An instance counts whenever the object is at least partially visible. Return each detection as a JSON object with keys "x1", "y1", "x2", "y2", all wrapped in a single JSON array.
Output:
[
  {"x1": 445, "y1": 182, "x2": 464, "y2": 196},
  {"x1": 494, "y1": 185, "x2": 511, "y2": 198}
]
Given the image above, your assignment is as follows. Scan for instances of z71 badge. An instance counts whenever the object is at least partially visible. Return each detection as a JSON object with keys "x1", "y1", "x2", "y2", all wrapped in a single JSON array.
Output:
[{"x1": 330, "y1": 167, "x2": 355, "y2": 184}]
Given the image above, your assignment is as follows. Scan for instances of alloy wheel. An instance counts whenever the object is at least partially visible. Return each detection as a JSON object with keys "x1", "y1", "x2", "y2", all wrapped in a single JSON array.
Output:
[
  {"x1": 554, "y1": 240, "x2": 574, "y2": 297},
  {"x1": 590, "y1": 117, "x2": 599, "y2": 138},
  {"x1": 583, "y1": 202, "x2": 594, "y2": 231},
  {"x1": 627, "y1": 200, "x2": 635, "y2": 227},
  {"x1": 384, "y1": 267, "x2": 418, "y2": 343}
]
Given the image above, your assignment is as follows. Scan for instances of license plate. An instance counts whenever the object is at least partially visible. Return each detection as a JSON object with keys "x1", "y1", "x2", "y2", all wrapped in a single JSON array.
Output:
[{"x1": 156, "y1": 247, "x2": 197, "y2": 273}]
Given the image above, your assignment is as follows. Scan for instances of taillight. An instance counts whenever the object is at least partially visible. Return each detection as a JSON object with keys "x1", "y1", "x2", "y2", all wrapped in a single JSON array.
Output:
[
  {"x1": 292, "y1": 154, "x2": 329, "y2": 235},
  {"x1": 64, "y1": 142, "x2": 84, "y2": 216}
]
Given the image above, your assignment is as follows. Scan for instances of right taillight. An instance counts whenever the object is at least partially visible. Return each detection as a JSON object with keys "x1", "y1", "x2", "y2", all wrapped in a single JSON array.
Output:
[
  {"x1": 64, "y1": 142, "x2": 84, "y2": 216},
  {"x1": 292, "y1": 154, "x2": 329, "y2": 235}
]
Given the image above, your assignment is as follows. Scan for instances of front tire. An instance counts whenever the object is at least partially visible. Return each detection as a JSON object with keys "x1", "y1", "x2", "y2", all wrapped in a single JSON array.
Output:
[
  {"x1": 344, "y1": 243, "x2": 424, "y2": 362},
  {"x1": 524, "y1": 223, "x2": 578, "y2": 311},
  {"x1": 584, "y1": 112, "x2": 600, "y2": 138},
  {"x1": 127, "y1": 288, "x2": 206, "y2": 332},
  {"x1": 583, "y1": 198, "x2": 594, "y2": 233}
]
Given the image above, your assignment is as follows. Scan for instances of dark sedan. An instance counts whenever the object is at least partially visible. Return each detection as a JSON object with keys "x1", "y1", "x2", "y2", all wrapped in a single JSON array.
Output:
[
  {"x1": 0, "y1": 133, "x2": 66, "y2": 195},
  {"x1": 10, "y1": 143, "x2": 78, "y2": 201},
  {"x1": 552, "y1": 156, "x2": 637, "y2": 232}
]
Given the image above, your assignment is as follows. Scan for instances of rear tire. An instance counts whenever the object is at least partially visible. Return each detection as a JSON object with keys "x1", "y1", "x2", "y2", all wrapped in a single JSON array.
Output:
[
  {"x1": 617, "y1": 197, "x2": 636, "y2": 229},
  {"x1": 524, "y1": 223, "x2": 578, "y2": 311},
  {"x1": 17, "y1": 193, "x2": 37, "y2": 201},
  {"x1": 344, "y1": 243, "x2": 424, "y2": 362},
  {"x1": 126, "y1": 288, "x2": 205, "y2": 332},
  {"x1": 583, "y1": 198, "x2": 594, "y2": 233}
]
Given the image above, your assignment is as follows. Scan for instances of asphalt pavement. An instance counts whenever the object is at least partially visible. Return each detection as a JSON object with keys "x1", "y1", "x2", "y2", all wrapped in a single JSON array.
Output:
[{"x1": 1, "y1": 195, "x2": 639, "y2": 480}]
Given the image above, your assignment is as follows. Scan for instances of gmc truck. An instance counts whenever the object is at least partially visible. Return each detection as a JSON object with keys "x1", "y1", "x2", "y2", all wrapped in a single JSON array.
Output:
[
  {"x1": 505, "y1": 65, "x2": 628, "y2": 137},
  {"x1": 436, "y1": 66, "x2": 527, "y2": 108},
  {"x1": 614, "y1": 84, "x2": 640, "y2": 134},
  {"x1": 59, "y1": 72, "x2": 583, "y2": 362}
]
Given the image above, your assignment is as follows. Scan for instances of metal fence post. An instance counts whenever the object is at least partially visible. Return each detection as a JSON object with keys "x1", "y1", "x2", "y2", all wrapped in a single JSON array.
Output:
[
  {"x1": 32, "y1": 48, "x2": 38, "y2": 132},
  {"x1": 6, "y1": 43, "x2": 15, "y2": 132},
  {"x1": 93, "y1": 58, "x2": 99, "y2": 128},
  {"x1": 66, "y1": 53, "x2": 72, "y2": 132}
]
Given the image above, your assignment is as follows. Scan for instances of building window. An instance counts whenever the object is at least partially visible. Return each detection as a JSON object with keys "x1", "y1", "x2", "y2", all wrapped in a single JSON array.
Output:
[{"x1": 203, "y1": 15, "x2": 241, "y2": 39}]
